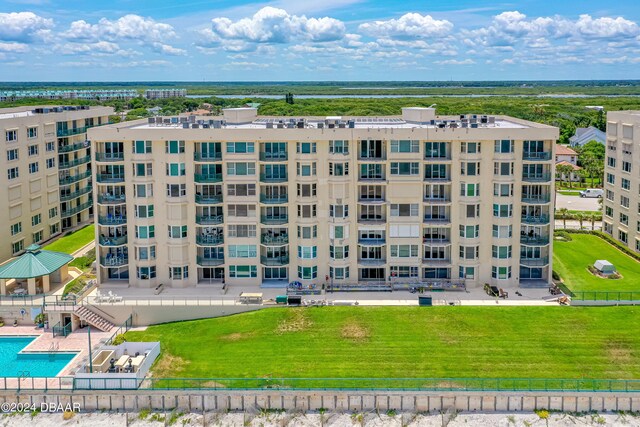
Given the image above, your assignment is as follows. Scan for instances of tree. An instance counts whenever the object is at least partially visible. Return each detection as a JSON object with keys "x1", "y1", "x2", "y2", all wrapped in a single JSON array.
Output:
[
  {"x1": 556, "y1": 164, "x2": 575, "y2": 188},
  {"x1": 586, "y1": 212, "x2": 598, "y2": 231},
  {"x1": 574, "y1": 211, "x2": 585, "y2": 230},
  {"x1": 579, "y1": 140, "x2": 605, "y2": 161},
  {"x1": 593, "y1": 109, "x2": 606, "y2": 132},
  {"x1": 557, "y1": 208, "x2": 571, "y2": 229},
  {"x1": 581, "y1": 154, "x2": 604, "y2": 187}
]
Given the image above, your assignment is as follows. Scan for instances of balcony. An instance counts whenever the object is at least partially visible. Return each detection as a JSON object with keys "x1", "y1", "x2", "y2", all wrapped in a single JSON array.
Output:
[
  {"x1": 358, "y1": 197, "x2": 385, "y2": 204},
  {"x1": 197, "y1": 256, "x2": 225, "y2": 266},
  {"x1": 97, "y1": 173, "x2": 125, "y2": 183},
  {"x1": 98, "y1": 215, "x2": 127, "y2": 226},
  {"x1": 195, "y1": 194, "x2": 223, "y2": 204},
  {"x1": 196, "y1": 235, "x2": 224, "y2": 246},
  {"x1": 60, "y1": 186, "x2": 92, "y2": 202},
  {"x1": 358, "y1": 238, "x2": 386, "y2": 246},
  {"x1": 358, "y1": 153, "x2": 386, "y2": 161},
  {"x1": 423, "y1": 216, "x2": 450, "y2": 224},
  {"x1": 520, "y1": 236, "x2": 550, "y2": 246},
  {"x1": 424, "y1": 154, "x2": 451, "y2": 161},
  {"x1": 60, "y1": 170, "x2": 92, "y2": 186},
  {"x1": 61, "y1": 200, "x2": 93, "y2": 218},
  {"x1": 522, "y1": 172, "x2": 552, "y2": 183},
  {"x1": 58, "y1": 142, "x2": 89, "y2": 153},
  {"x1": 358, "y1": 216, "x2": 386, "y2": 224},
  {"x1": 521, "y1": 194, "x2": 551, "y2": 204},
  {"x1": 195, "y1": 215, "x2": 223, "y2": 225},
  {"x1": 423, "y1": 197, "x2": 451, "y2": 205},
  {"x1": 59, "y1": 155, "x2": 91, "y2": 169},
  {"x1": 260, "y1": 194, "x2": 288, "y2": 204},
  {"x1": 260, "y1": 255, "x2": 290, "y2": 266},
  {"x1": 57, "y1": 125, "x2": 96, "y2": 137},
  {"x1": 523, "y1": 152, "x2": 552, "y2": 161},
  {"x1": 95, "y1": 153, "x2": 124, "y2": 162},
  {"x1": 194, "y1": 152, "x2": 222, "y2": 161},
  {"x1": 98, "y1": 193, "x2": 126, "y2": 204},
  {"x1": 358, "y1": 175, "x2": 385, "y2": 182},
  {"x1": 358, "y1": 258, "x2": 386, "y2": 266},
  {"x1": 260, "y1": 152, "x2": 288, "y2": 161},
  {"x1": 100, "y1": 255, "x2": 129, "y2": 267},
  {"x1": 521, "y1": 215, "x2": 550, "y2": 225},
  {"x1": 520, "y1": 257, "x2": 549, "y2": 267},
  {"x1": 261, "y1": 215, "x2": 288, "y2": 225},
  {"x1": 423, "y1": 237, "x2": 451, "y2": 245},
  {"x1": 260, "y1": 173, "x2": 288, "y2": 183},
  {"x1": 261, "y1": 234, "x2": 289, "y2": 245},
  {"x1": 99, "y1": 235, "x2": 128, "y2": 246},
  {"x1": 422, "y1": 258, "x2": 452, "y2": 266},
  {"x1": 194, "y1": 173, "x2": 222, "y2": 183},
  {"x1": 423, "y1": 175, "x2": 451, "y2": 183}
]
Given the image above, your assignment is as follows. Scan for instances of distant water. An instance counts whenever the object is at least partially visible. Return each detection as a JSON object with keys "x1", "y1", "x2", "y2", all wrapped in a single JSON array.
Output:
[{"x1": 187, "y1": 94, "x2": 640, "y2": 99}]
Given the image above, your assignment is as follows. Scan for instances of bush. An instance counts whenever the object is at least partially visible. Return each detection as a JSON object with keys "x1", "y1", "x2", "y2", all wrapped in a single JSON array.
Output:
[
  {"x1": 111, "y1": 334, "x2": 126, "y2": 345},
  {"x1": 554, "y1": 231, "x2": 572, "y2": 241}
]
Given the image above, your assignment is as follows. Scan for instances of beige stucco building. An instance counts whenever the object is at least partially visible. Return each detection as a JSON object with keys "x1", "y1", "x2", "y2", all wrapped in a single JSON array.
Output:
[
  {"x1": 88, "y1": 107, "x2": 557, "y2": 291},
  {"x1": 603, "y1": 111, "x2": 640, "y2": 252},
  {"x1": 0, "y1": 105, "x2": 113, "y2": 262}
]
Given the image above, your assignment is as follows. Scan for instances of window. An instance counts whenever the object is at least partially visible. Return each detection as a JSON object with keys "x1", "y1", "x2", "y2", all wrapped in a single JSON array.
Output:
[
  {"x1": 136, "y1": 246, "x2": 156, "y2": 260},
  {"x1": 297, "y1": 204, "x2": 317, "y2": 218},
  {"x1": 424, "y1": 164, "x2": 448, "y2": 179},
  {"x1": 5, "y1": 130, "x2": 17, "y2": 142},
  {"x1": 390, "y1": 204, "x2": 418, "y2": 217},
  {"x1": 492, "y1": 245, "x2": 512, "y2": 259},
  {"x1": 622, "y1": 178, "x2": 630, "y2": 190},
  {"x1": 622, "y1": 161, "x2": 632, "y2": 173},
  {"x1": 605, "y1": 206, "x2": 613, "y2": 218},
  {"x1": 461, "y1": 162, "x2": 480, "y2": 176},
  {"x1": 330, "y1": 266, "x2": 349, "y2": 279},
  {"x1": 27, "y1": 127, "x2": 37, "y2": 139},
  {"x1": 425, "y1": 142, "x2": 448, "y2": 158},
  {"x1": 465, "y1": 204, "x2": 480, "y2": 218},
  {"x1": 49, "y1": 207, "x2": 58, "y2": 218},
  {"x1": 620, "y1": 213, "x2": 629, "y2": 225},
  {"x1": 390, "y1": 245, "x2": 418, "y2": 257},
  {"x1": 391, "y1": 140, "x2": 419, "y2": 153},
  {"x1": 331, "y1": 225, "x2": 346, "y2": 239},
  {"x1": 46, "y1": 158, "x2": 55, "y2": 169},
  {"x1": 329, "y1": 140, "x2": 348, "y2": 154},
  {"x1": 494, "y1": 162, "x2": 514, "y2": 176},
  {"x1": 297, "y1": 225, "x2": 317, "y2": 239},
  {"x1": 390, "y1": 162, "x2": 419, "y2": 175},
  {"x1": 329, "y1": 162, "x2": 349, "y2": 176},
  {"x1": 31, "y1": 214, "x2": 41, "y2": 226},
  {"x1": 491, "y1": 266, "x2": 512, "y2": 279},
  {"x1": 459, "y1": 225, "x2": 479, "y2": 238},
  {"x1": 461, "y1": 183, "x2": 480, "y2": 197},
  {"x1": 297, "y1": 246, "x2": 317, "y2": 259},
  {"x1": 229, "y1": 265, "x2": 257, "y2": 278},
  {"x1": 168, "y1": 225, "x2": 188, "y2": 238},
  {"x1": 134, "y1": 183, "x2": 153, "y2": 198},
  {"x1": 169, "y1": 266, "x2": 189, "y2": 280},
  {"x1": 165, "y1": 140, "x2": 185, "y2": 154},
  {"x1": 28, "y1": 145, "x2": 38, "y2": 156},
  {"x1": 166, "y1": 183, "x2": 187, "y2": 197},
  {"x1": 492, "y1": 225, "x2": 512, "y2": 238},
  {"x1": 297, "y1": 184, "x2": 317, "y2": 197},
  {"x1": 226, "y1": 142, "x2": 254, "y2": 153},
  {"x1": 6, "y1": 149, "x2": 18, "y2": 161},
  {"x1": 134, "y1": 140, "x2": 152, "y2": 154},
  {"x1": 621, "y1": 196, "x2": 630, "y2": 209},
  {"x1": 134, "y1": 163, "x2": 153, "y2": 177},
  {"x1": 605, "y1": 189, "x2": 614, "y2": 201},
  {"x1": 136, "y1": 266, "x2": 156, "y2": 279},
  {"x1": 459, "y1": 246, "x2": 479, "y2": 260},
  {"x1": 228, "y1": 225, "x2": 257, "y2": 238},
  {"x1": 7, "y1": 167, "x2": 18, "y2": 180},
  {"x1": 12, "y1": 240, "x2": 24, "y2": 255},
  {"x1": 10, "y1": 222, "x2": 21, "y2": 236},
  {"x1": 264, "y1": 267, "x2": 287, "y2": 280},
  {"x1": 390, "y1": 266, "x2": 419, "y2": 278},
  {"x1": 166, "y1": 163, "x2": 186, "y2": 176},
  {"x1": 296, "y1": 162, "x2": 316, "y2": 176},
  {"x1": 135, "y1": 225, "x2": 155, "y2": 239},
  {"x1": 461, "y1": 142, "x2": 481, "y2": 153},
  {"x1": 330, "y1": 205, "x2": 349, "y2": 218},
  {"x1": 228, "y1": 204, "x2": 256, "y2": 217},
  {"x1": 135, "y1": 205, "x2": 154, "y2": 218},
  {"x1": 623, "y1": 125, "x2": 633, "y2": 139},
  {"x1": 495, "y1": 140, "x2": 514, "y2": 153},
  {"x1": 606, "y1": 173, "x2": 615, "y2": 185},
  {"x1": 297, "y1": 266, "x2": 317, "y2": 279},
  {"x1": 459, "y1": 266, "x2": 475, "y2": 279},
  {"x1": 618, "y1": 230, "x2": 628, "y2": 244},
  {"x1": 28, "y1": 162, "x2": 39, "y2": 174},
  {"x1": 330, "y1": 245, "x2": 349, "y2": 259},
  {"x1": 607, "y1": 157, "x2": 616, "y2": 168},
  {"x1": 50, "y1": 223, "x2": 59, "y2": 235},
  {"x1": 32, "y1": 230, "x2": 43, "y2": 243},
  {"x1": 227, "y1": 184, "x2": 256, "y2": 196},
  {"x1": 228, "y1": 245, "x2": 257, "y2": 258},
  {"x1": 297, "y1": 142, "x2": 316, "y2": 153},
  {"x1": 493, "y1": 204, "x2": 513, "y2": 218},
  {"x1": 227, "y1": 162, "x2": 255, "y2": 175},
  {"x1": 46, "y1": 141, "x2": 55, "y2": 152}
]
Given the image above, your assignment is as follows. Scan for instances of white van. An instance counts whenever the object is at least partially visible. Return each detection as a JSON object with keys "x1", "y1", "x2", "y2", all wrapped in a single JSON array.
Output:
[{"x1": 579, "y1": 189, "x2": 603, "y2": 198}]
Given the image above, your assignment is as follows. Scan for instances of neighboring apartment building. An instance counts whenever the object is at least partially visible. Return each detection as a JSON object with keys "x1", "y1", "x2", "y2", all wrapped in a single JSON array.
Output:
[
  {"x1": 144, "y1": 89, "x2": 187, "y2": 99},
  {"x1": 603, "y1": 111, "x2": 640, "y2": 253},
  {"x1": 0, "y1": 90, "x2": 136, "y2": 102},
  {"x1": 0, "y1": 105, "x2": 114, "y2": 262},
  {"x1": 569, "y1": 126, "x2": 606, "y2": 148},
  {"x1": 88, "y1": 107, "x2": 558, "y2": 291},
  {"x1": 555, "y1": 145, "x2": 582, "y2": 182}
]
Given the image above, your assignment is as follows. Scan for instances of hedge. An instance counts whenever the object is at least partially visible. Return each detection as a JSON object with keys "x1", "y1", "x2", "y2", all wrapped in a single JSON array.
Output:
[{"x1": 557, "y1": 229, "x2": 640, "y2": 263}]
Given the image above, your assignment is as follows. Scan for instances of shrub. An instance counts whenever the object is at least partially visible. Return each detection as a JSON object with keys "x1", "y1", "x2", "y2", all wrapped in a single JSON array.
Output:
[
  {"x1": 554, "y1": 231, "x2": 572, "y2": 241},
  {"x1": 111, "y1": 334, "x2": 126, "y2": 346},
  {"x1": 552, "y1": 270, "x2": 560, "y2": 281}
]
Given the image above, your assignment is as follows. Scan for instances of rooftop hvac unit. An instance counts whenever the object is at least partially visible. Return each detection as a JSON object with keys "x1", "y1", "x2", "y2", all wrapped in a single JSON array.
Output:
[
  {"x1": 180, "y1": 117, "x2": 187, "y2": 123},
  {"x1": 163, "y1": 118, "x2": 171, "y2": 125},
  {"x1": 471, "y1": 123, "x2": 479, "y2": 128},
  {"x1": 317, "y1": 122, "x2": 324, "y2": 129},
  {"x1": 348, "y1": 120, "x2": 355, "y2": 128},
  {"x1": 266, "y1": 122, "x2": 274, "y2": 129},
  {"x1": 188, "y1": 115, "x2": 196, "y2": 123},
  {"x1": 170, "y1": 117, "x2": 179, "y2": 124},
  {"x1": 192, "y1": 124, "x2": 200, "y2": 129},
  {"x1": 338, "y1": 123, "x2": 346, "y2": 128},
  {"x1": 328, "y1": 123, "x2": 335, "y2": 129},
  {"x1": 213, "y1": 121, "x2": 222, "y2": 129},
  {"x1": 488, "y1": 117, "x2": 496, "y2": 124},
  {"x1": 277, "y1": 123, "x2": 284, "y2": 129},
  {"x1": 182, "y1": 123, "x2": 190, "y2": 129},
  {"x1": 430, "y1": 120, "x2": 436, "y2": 125},
  {"x1": 460, "y1": 114, "x2": 466, "y2": 119},
  {"x1": 148, "y1": 118, "x2": 155, "y2": 124},
  {"x1": 449, "y1": 122, "x2": 458, "y2": 128},
  {"x1": 480, "y1": 116, "x2": 488, "y2": 124},
  {"x1": 287, "y1": 123, "x2": 294, "y2": 128},
  {"x1": 461, "y1": 122, "x2": 468, "y2": 128},
  {"x1": 470, "y1": 118, "x2": 477, "y2": 124},
  {"x1": 202, "y1": 124, "x2": 210, "y2": 129}
]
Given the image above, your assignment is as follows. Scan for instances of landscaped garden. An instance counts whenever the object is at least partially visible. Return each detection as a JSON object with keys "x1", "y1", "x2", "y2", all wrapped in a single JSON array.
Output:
[
  {"x1": 553, "y1": 233, "x2": 640, "y2": 294},
  {"x1": 44, "y1": 224, "x2": 95, "y2": 254},
  {"x1": 125, "y1": 306, "x2": 640, "y2": 384}
]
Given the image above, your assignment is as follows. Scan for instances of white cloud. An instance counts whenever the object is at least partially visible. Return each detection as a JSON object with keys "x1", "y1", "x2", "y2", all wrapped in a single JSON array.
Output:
[
  {"x1": 152, "y1": 42, "x2": 186, "y2": 56},
  {"x1": 63, "y1": 14, "x2": 176, "y2": 43},
  {"x1": 435, "y1": 58, "x2": 475, "y2": 65},
  {"x1": 575, "y1": 14, "x2": 640, "y2": 39},
  {"x1": 0, "y1": 12, "x2": 53, "y2": 42},
  {"x1": 359, "y1": 13, "x2": 453, "y2": 39},
  {"x1": 0, "y1": 41, "x2": 30, "y2": 53}
]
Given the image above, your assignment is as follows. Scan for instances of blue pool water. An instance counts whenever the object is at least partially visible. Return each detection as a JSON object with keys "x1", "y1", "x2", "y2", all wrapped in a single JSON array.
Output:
[{"x1": 0, "y1": 336, "x2": 78, "y2": 377}]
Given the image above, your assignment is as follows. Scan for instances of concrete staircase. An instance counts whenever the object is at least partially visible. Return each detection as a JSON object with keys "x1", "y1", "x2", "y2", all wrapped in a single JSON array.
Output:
[{"x1": 74, "y1": 306, "x2": 115, "y2": 332}]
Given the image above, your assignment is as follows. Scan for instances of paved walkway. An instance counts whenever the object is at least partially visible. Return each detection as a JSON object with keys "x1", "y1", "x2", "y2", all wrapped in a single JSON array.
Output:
[{"x1": 554, "y1": 219, "x2": 601, "y2": 230}]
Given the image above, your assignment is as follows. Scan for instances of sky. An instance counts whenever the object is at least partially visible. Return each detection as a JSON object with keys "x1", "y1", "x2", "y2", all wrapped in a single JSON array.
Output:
[{"x1": 1, "y1": 0, "x2": 640, "y2": 81}]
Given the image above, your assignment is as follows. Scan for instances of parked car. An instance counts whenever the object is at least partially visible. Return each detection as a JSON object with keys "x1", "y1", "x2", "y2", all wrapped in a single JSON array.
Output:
[{"x1": 579, "y1": 188, "x2": 603, "y2": 198}]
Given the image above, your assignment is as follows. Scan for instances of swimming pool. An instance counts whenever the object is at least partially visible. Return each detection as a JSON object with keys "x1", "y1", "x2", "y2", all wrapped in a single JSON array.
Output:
[{"x1": 0, "y1": 336, "x2": 78, "y2": 377}]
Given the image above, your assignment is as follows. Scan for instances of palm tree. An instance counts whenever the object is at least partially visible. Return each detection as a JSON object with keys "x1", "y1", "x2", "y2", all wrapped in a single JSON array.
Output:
[
  {"x1": 574, "y1": 211, "x2": 585, "y2": 230},
  {"x1": 558, "y1": 208, "x2": 571, "y2": 229},
  {"x1": 587, "y1": 212, "x2": 598, "y2": 231},
  {"x1": 556, "y1": 164, "x2": 574, "y2": 189}
]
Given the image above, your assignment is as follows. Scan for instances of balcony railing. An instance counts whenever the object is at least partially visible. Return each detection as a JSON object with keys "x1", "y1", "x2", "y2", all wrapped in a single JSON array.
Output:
[
  {"x1": 195, "y1": 194, "x2": 223, "y2": 204},
  {"x1": 60, "y1": 186, "x2": 92, "y2": 202},
  {"x1": 261, "y1": 234, "x2": 289, "y2": 245},
  {"x1": 358, "y1": 238, "x2": 386, "y2": 246},
  {"x1": 423, "y1": 197, "x2": 451, "y2": 204},
  {"x1": 423, "y1": 238, "x2": 451, "y2": 244},
  {"x1": 99, "y1": 235, "x2": 128, "y2": 246},
  {"x1": 260, "y1": 194, "x2": 288, "y2": 204},
  {"x1": 195, "y1": 215, "x2": 223, "y2": 225},
  {"x1": 358, "y1": 175, "x2": 385, "y2": 182},
  {"x1": 100, "y1": 256, "x2": 129, "y2": 267},
  {"x1": 358, "y1": 197, "x2": 385, "y2": 204},
  {"x1": 522, "y1": 172, "x2": 552, "y2": 182},
  {"x1": 98, "y1": 193, "x2": 126, "y2": 204},
  {"x1": 57, "y1": 125, "x2": 96, "y2": 137},
  {"x1": 260, "y1": 152, "x2": 288, "y2": 161},
  {"x1": 521, "y1": 194, "x2": 551, "y2": 204},
  {"x1": 59, "y1": 155, "x2": 91, "y2": 169},
  {"x1": 358, "y1": 216, "x2": 386, "y2": 223},
  {"x1": 423, "y1": 216, "x2": 450, "y2": 224},
  {"x1": 521, "y1": 215, "x2": 550, "y2": 225},
  {"x1": 523, "y1": 152, "x2": 552, "y2": 161},
  {"x1": 424, "y1": 154, "x2": 451, "y2": 161},
  {"x1": 58, "y1": 142, "x2": 89, "y2": 153},
  {"x1": 260, "y1": 215, "x2": 288, "y2": 225},
  {"x1": 520, "y1": 236, "x2": 550, "y2": 246},
  {"x1": 260, "y1": 173, "x2": 288, "y2": 183},
  {"x1": 422, "y1": 258, "x2": 452, "y2": 265},
  {"x1": 260, "y1": 255, "x2": 290, "y2": 266},
  {"x1": 95, "y1": 153, "x2": 124, "y2": 162},
  {"x1": 194, "y1": 152, "x2": 222, "y2": 161},
  {"x1": 194, "y1": 173, "x2": 222, "y2": 183},
  {"x1": 59, "y1": 170, "x2": 92, "y2": 186},
  {"x1": 61, "y1": 199, "x2": 93, "y2": 218},
  {"x1": 520, "y1": 257, "x2": 550, "y2": 266},
  {"x1": 358, "y1": 258, "x2": 386, "y2": 265},
  {"x1": 197, "y1": 256, "x2": 225, "y2": 266},
  {"x1": 97, "y1": 173, "x2": 125, "y2": 183},
  {"x1": 358, "y1": 153, "x2": 386, "y2": 161},
  {"x1": 196, "y1": 235, "x2": 224, "y2": 246},
  {"x1": 98, "y1": 215, "x2": 127, "y2": 225},
  {"x1": 423, "y1": 175, "x2": 451, "y2": 182}
]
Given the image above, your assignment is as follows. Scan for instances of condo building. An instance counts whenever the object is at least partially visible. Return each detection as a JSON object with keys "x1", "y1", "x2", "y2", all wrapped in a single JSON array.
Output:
[
  {"x1": 1, "y1": 105, "x2": 114, "y2": 262},
  {"x1": 603, "y1": 111, "x2": 640, "y2": 252},
  {"x1": 88, "y1": 107, "x2": 557, "y2": 290},
  {"x1": 144, "y1": 89, "x2": 187, "y2": 100}
]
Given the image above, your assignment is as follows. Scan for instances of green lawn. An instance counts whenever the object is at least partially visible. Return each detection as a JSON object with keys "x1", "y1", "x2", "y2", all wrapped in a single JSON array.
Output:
[
  {"x1": 43, "y1": 224, "x2": 95, "y2": 254},
  {"x1": 125, "y1": 306, "x2": 640, "y2": 382},
  {"x1": 553, "y1": 234, "x2": 640, "y2": 293},
  {"x1": 557, "y1": 190, "x2": 580, "y2": 196}
]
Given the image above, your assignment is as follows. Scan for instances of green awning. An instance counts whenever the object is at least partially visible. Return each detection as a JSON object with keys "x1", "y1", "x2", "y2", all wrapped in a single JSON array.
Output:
[{"x1": 0, "y1": 244, "x2": 73, "y2": 279}]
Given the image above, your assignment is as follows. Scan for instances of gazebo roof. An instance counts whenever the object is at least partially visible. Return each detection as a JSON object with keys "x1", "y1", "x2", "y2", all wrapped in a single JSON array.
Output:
[{"x1": 0, "y1": 244, "x2": 73, "y2": 279}]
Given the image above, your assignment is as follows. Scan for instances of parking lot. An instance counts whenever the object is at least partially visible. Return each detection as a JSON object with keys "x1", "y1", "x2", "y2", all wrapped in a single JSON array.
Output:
[{"x1": 555, "y1": 193, "x2": 601, "y2": 211}]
